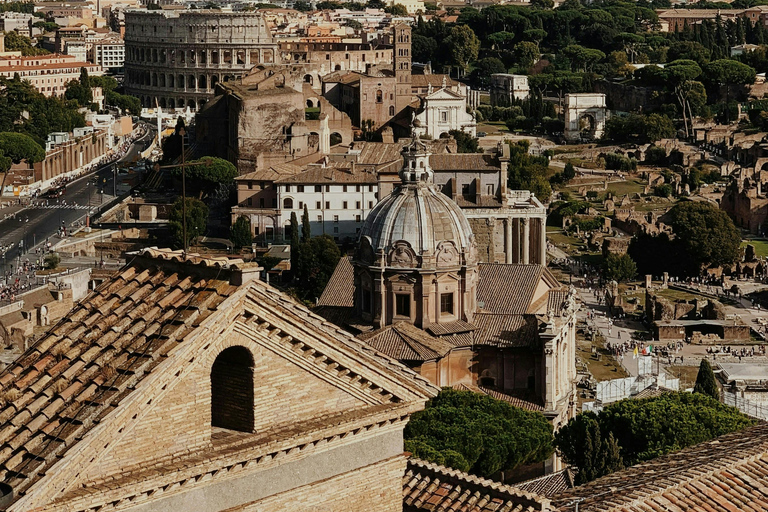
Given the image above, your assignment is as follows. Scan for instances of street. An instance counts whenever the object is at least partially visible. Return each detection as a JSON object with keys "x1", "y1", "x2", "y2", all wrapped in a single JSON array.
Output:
[{"x1": 0, "y1": 128, "x2": 154, "y2": 279}]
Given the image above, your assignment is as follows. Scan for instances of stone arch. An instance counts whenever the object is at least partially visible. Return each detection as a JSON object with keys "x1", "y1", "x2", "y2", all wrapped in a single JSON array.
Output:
[
  {"x1": 211, "y1": 346, "x2": 254, "y2": 432},
  {"x1": 389, "y1": 105, "x2": 395, "y2": 117},
  {"x1": 757, "y1": 157, "x2": 768, "y2": 171},
  {"x1": 159, "y1": 97, "x2": 166, "y2": 108},
  {"x1": 564, "y1": 93, "x2": 606, "y2": 142},
  {"x1": 335, "y1": 64, "x2": 342, "y2": 71},
  {"x1": 168, "y1": 98, "x2": 175, "y2": 109},
  {"x1": 199, "y1": 75, "x2": 207, "y2": 90},
  {"x1": 439, "y1": 132, "x2": 450, "y2": 139},
  {"x1": 187, "y1": 75, "x2": 196, "y2": 89},
  {"x1": 211, "y1": 75, "x2": 219, "y2": 89},
  {"x1": 304, "y1": 74, "x2": 313, "y2": 85},
  {"x1": 330, "y1": 132, "x2": 343, "y2": 146},
  {"x1": 178, "y1": 74, "x2": 185, "y2": 89},
  {"x1": 168, "y1": 74, "x2": 174, "y2": 88},
  {"x1": 152, "y1": 73, "x2": 158, "y2": 87},
  {"x1": 188, "y1": 99, "x2": 196, "y2": 110},
  {"x1": 199, "y1": 99, "x2": 206, "y2": 109}
]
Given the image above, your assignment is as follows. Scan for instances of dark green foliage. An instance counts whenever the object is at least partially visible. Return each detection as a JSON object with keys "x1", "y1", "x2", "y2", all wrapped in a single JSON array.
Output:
[
  {"x1": 169, "y1": 197, "x2": 209, "y2": 249},
  {"x1": 667, "y1": 200, "x2": 741, "y2": 270},
  {"x1": 2, "y1": 30, "x2": 48, "y2": 55},
  {"x1": 694, "y1": 359, "x2": 720, "y2": 400},
  {"x1": 44, "y1": 252, "x2": 60, "y2": 270},
  {"x1": 384, "y1": 3, "x2": 408, "y2": 15},
  {"x1": 562, "y1": 162, "x2": 576, "y2": 182},
  {"x1": 644, "y1": 146, "x2": 668, "y2": 166},
  {"x1": 295, "y1": 235, "x2": 341, "y2": 301},
  {"x1": 449, "y1": 129, "x2": 481, "y2": 153},
  {"x1": 507, "y1": 140, "x2": 551, "y2": 200},
  {"x1": 230, "y1": 216, "x2": 252, "y2": 249},
  {"x1": 604, "y1": 114, "x2": 676, "y2": 144},
  {"x1": 603, "y1": 253, "x2": 637, "y2": 282},
  {"x1": 471, "y1": 57, "x2": 506, "y2": 87},
  {"x1": 603, "y1": 153, "x2": 637, "y2": 171},
  {"x1": 301, "y1": 205, "x2": 311, "y2": 242},
  {"x1": 0, "y1": 132, "x2": 44, "y2": 163},
  {"x1": 654, "y1": 184, "x2": 673, "y2": 197},
  {"x1": 404, "y1": 389, "x2": 554, "y2": 477},
  {"x1": 629, "y1": 201, "x2": 740, "y2": 277},
  {"x1": 0, "y1": 2, "x2": 35, "y2": 13},
  {"x1": 555, "y1": 393, "x2": 755, "y2": 483},
  {"x1": 172, "y1": 157, "x2": 237, "y2": 198},
  {"x1": 0, "y1": 76, "x2": 85, "y2": 141},
  {"x1": 290, "y1": 211, "x2": 300, "y2": 278}
]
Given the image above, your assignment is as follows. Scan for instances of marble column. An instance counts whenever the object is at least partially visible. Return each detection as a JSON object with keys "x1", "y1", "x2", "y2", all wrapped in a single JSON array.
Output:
[
  {"x1": 540, "y1": 217, "x2": 547, "y2": 265},
  {"x1": 522, "y1": 218, "x2": 530, "y2": 264},
  {"x1": 512, "y1": 218, "x2": 520, "y2": 263},
  {"x1": 505, "y1": 218, "x2": 513, "y2": 264}
]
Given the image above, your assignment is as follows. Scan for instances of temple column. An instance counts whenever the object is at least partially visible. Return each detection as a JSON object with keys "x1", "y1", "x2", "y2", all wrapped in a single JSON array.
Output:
[
  {"x1": 540, "y1": 217, "x2": 547, "y2": 265},
  {"x1": 512, "y1": 218, "x2": 520, "y2": 263},
  {"x1": 505, "y1": 218, "x2": 513, "y2": 264},
  {"x1": 522, "y1": 218, "x2": 530, "y2": 264}
]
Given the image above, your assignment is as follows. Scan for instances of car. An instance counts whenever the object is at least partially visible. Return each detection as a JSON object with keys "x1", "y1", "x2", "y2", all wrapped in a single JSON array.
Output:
[
  {"x1": 44, "y1": 186, "x2": 66, "y2": 198},
  {"x1": 477, "y1": 131, "x2": 487, "y2": 137}
]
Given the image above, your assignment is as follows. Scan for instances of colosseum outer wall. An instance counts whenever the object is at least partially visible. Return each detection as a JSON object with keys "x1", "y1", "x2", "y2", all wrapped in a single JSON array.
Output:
[{"x1": 124, "y1": 10, "x2": 278, "y2": 110}]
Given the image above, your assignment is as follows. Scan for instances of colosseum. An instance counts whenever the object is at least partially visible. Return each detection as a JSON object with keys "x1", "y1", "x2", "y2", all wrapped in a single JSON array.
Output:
[{"x1": 124, "y1": 9, "x2": 278, "y2": 110}]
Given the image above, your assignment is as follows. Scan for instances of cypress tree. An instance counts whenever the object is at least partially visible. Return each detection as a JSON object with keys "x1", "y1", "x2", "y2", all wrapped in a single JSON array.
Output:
[
  {"x1": 694, "y1": 359, "x2": 720, "y2": 400},
  {"x1": 301, "y1": 205, "x2": 311, "y2": 242},
  {"x1": 290, "y1": 212, "x2": 300, "y2": 280}
]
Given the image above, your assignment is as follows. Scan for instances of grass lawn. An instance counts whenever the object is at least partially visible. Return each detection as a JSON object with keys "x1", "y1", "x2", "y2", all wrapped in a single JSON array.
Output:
[
  {"x1": 665, "y1": 365, "x2": 699, "y2": 390},
  {"x1": 476, "y1": 121, "x2": 509, "y2": 134},
  {"x1": 656, "y1": 287, "x2": 705, "y2": 302},
  {"x1": 577, "y1": 334, "x2": 629, "y2": 381},
  {"x1": 742, "y1": 239, "x2": 768, "y2": 257},
  {"x1": 605, "y1": 178, "x2": 646, "y2": 197}
]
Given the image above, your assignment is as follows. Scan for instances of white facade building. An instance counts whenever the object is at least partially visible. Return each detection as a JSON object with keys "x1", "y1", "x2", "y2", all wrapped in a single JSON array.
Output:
[
  {"x1": 91, "y1": 40, "x2": 125, "y2": 72},
  {"x1": 275, "y1": 165, "x2": 379, "y2": 242},
  {"x1": 414, "y1": 85, "x2": 477, "y2": 139}
]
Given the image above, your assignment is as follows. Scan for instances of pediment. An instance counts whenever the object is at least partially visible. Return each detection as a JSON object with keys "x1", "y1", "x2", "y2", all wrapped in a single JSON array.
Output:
[{"x1": 424, "y1": 88, "x2": 464, "y2": 100}]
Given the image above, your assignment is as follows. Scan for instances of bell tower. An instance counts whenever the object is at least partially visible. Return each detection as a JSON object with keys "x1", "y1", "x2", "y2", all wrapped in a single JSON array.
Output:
[{"x1": 393, "y1": 22, "x2": 412, "y2": 114}]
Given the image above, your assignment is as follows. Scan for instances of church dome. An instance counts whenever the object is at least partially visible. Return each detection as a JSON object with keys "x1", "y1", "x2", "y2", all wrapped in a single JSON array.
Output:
[{"x1": 357, "y1": 136, "x2": 475, "y2": 269}]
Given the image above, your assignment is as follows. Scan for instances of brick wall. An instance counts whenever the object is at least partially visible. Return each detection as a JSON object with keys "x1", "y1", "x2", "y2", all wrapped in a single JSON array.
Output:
[
  {"x1": 229, "y1": 454, "x2": 407, "y2": 512},
  {"x1": 76, "y1": 329, "x2": 367, "y2": 483}
]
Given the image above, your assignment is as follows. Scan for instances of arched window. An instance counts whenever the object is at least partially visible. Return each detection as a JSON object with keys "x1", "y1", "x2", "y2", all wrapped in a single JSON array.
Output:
[
  {"x1": 376, "y1": 90, "x2": 383, "y2": 103},
  {"x1": 284, "y1": 198, "x2": 294, "y2": 209},
  {"x1": 211, "y1": 346, "x2": 254, "y2": 432},
  {"x1": 389, "y1": 105, "x2": 395, "y2": 116}
]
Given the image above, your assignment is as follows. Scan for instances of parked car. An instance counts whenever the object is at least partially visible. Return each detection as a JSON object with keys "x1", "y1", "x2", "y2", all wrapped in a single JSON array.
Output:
[{"x1": 477, "y1": 131, "x2": 487, "y2": 137}]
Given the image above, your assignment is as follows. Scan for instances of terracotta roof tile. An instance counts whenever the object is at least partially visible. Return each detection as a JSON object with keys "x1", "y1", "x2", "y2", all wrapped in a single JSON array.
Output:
[
  {"x1": 317, "y1": 256, "x2": 355, "y2": 307},
  {"x1": 472, "y1": 313, "x2": 539, "y2": 349},
  {"x1": 515, "y1": 468, "x2": 575, "y2": 497},
  {"x1": 404, "y1": 458, "x2": 549, "y2": 512},
  {"x1": 429, "y1": 153, "x2": 500, "y2": 172},
  {"x1": 358, "y1": 322, "x2": 454, "y2": 362},
  {"x1": 552, "y1": 422, "x2": 768, "y2": 512},
  {"x1": 477, "y1": 264, "x2": 543, "y2": 315}
]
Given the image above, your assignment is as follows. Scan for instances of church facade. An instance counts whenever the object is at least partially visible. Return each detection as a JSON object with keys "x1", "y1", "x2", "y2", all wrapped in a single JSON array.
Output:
[{"x1": 317, "y1": 133, "x2": 578, "y2": 430}]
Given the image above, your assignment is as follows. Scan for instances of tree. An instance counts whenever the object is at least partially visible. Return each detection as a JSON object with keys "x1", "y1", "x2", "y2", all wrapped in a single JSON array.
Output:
[
  {"x1": 290, "y1": 211, "x2": 300, "y2": 279},
  {"x1": 668, "y1": 201, "x2": 741, "y2": 271},
  {"x1": 555, "y1": 393, "x2": 755, "y2": 484},
  {"x1": 404, "y1": 389, "x2": 554, "y2": 477},
  {"x1": 603, "y1": 253, "x2": 637, "y2": 282},
  {"x1": 667, "y1": 40, "x2": 711, "y2": 66},
  {"x1": 449, "y1": 129, "x2": 481, "y2": 153},
  {"x1": 2, "y1": 30, "x2": 48, "y2": 55},
  {"x1": 471, "y1": 57, "x2": 506, "y2": 87},
  {"x1": 169, "y1": 197, "x2": 209, "y2": 249},
  {"x1": 230, "y1": 216, "x2": 252, "y2": 250},
  {"x1": 412, "y1": 34, "x2": 438, "y2": 63},
  {"x1": 694, "y1": 359, "x2": 720, "y2": 400},
  {"x1": 507, "y1": 140, "x2": 551, "y2": 200},
  {"x1": 563, "y1": 162, "x2": 576, "y2": 182},
  {"x1": 44, "y1": 252, "x2": 60, "y2": 270},
  {"x1": 445, "y1": 25, "x2": 480, "y2": 74},
  {"x1": 384, "y1": 3, "x2": 408, "y2": 15},
  {"x1": 513, "y1": 41, "x2": 539, "y2": 70},
  {"x1": 301, "y1": 204, "x2": 311, "y2": 242},
  {"x1": 172, "y1": 157, "x2": 237, "y2": 198},
  {"x1": 665, "y1": 60, "x2": 703, "y2": 138},
  {"x1": 703, "y1": 59, "x2": 756, "y2": 121},
  {"x1": 295, "y1": 235, "x2": 341, "y2": 300},
  {"x1": 293, "y1": 0, "x2": 312, "y2": 10},
  {"x1": 0, "y1": 132, "x2": 44, "y2": 163}
]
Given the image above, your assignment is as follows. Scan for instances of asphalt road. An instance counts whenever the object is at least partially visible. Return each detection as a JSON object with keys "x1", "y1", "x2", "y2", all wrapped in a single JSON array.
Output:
[{"x1": 0, "y1": 128, "x2": 154, "y2": 276}]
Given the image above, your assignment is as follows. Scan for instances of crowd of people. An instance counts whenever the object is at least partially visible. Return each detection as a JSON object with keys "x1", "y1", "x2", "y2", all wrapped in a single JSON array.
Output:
[{"x1": 0, "y1": 260, "x2": 40, "y2": 305}]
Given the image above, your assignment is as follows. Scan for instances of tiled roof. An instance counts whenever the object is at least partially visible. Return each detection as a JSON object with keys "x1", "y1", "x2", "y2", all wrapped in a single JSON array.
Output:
[
  {"x1": 358, "y1": 322, "x2": 454, "y2": 362},
  {"x1": 429, "y1": 153, "x2": 500, "y2": 172},
  {"x1": 425, "y1": 320, "x2": 476, "y2": 336},
  {"x1": 0, "y1": 250, "x2": 244, "y2": 500},
  {"x1": 547, "y1": 289, "x2": 569, "y2": 315},
  {"x1": 478, "y1": 264, "x2": 544, "y2": 315},
  {"x1": 275, "y1": 166, "x2": 377, "y2": 184},
  {"x1": 552, "y1": 422, "x2": 768, "y2": 512},
  {"x1": 515, "y1": 468, "x2": 575, "y2": 497},
  {"x1": 411, "y1": 74, "x2": 458, "y2": 89},
  {"x1": 0, "y1": 248, "x2": 439, "y2": 508},
  {"x1": 236, "y1": 163, "x2": 302, "y2": 182},
  {"x1": 452, "y1": 384, "x2": 544, "y2": 412},
  {"x1": 472, "y1": 313, "x2": 539, "y2": 349},
  {"x1": 403, "y1": 458, "x2": 549, "y2": 512},
  {"x1": 454, "y1": 195, "x2": 504, "y2": 208},
  {"x1": 317, "y1": 256, "x2": 354, "y2": 307}
]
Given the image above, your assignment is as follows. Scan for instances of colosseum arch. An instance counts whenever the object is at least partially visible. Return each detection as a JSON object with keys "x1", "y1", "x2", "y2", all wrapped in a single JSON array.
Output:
[
  {"x1": 178, "y1": 74, "x2": 184, "y2": 89},
  {"x1": 199, "y1": 75, "x2": 207, "y2": 90},
  {"x1": 168, "y1": 74, "x2": 174, "y2": 88},
  {"x1": 187, "y1": 75, "x2": 196, "y2": 89}
]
